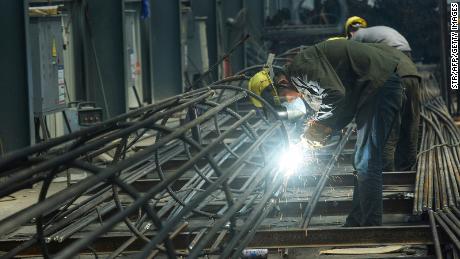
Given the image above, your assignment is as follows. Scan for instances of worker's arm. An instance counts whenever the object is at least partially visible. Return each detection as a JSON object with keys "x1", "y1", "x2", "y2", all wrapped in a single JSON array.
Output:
[
  {"x1": 315, "y1": 87, "x2": 347, "y2": 128},
  {"x1": 304, "y1": 88, "x2": 349, "y2": 144}
]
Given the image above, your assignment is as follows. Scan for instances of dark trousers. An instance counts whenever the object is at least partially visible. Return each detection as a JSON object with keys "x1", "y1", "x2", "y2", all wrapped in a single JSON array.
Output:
[
  {"x1": 382, "y1": 76, "x2": 420, "y2": 171},
  {"x1": 345, "y1": 73, "x2": 403, "y2": 227}
]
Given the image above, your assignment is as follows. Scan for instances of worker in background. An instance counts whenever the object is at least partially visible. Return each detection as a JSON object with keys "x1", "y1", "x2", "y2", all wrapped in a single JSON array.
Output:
[
  {"x1": 283, "y1": 39, "x2": 404, "y2": 226},
  {"x1": 345, "y1": 16, "x2": 412, "y2": 58},
  {"x1": 345, "y1": 16, "x2": 420, "y2": 171}
]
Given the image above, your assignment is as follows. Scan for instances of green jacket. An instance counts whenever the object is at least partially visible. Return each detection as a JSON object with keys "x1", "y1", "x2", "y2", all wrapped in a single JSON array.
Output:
[
  {"x1": 368, "y1": 43, "x2": 420, "y2": 80},
  {"x1": 286, "y1": 40, "x2": 400, "y2": 130}
]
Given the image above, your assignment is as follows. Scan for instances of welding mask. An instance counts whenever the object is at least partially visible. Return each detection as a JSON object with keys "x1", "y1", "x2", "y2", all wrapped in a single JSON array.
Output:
[{"x1": 280, "y1": 96, "x2": 307, "y2": 121}]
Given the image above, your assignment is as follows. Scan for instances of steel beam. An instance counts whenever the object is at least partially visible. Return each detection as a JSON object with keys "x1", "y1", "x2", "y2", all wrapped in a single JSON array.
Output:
[
  {"x1": 192, "y1": 0, "x2": 218, "y2": 80},
  {"x1": 83, "y1": 0, "x2": 126, "y2": 118},
  {"x1": 149, "y1": 0, "x2": 183, "y2": 101},
  {"x1": 250, "y1": 225, "x2": 435, "y2": 248},
  {"x1": 0, "y1": 225, "x2": 435, "y2": 255},
  {"x1": 0, "y1": 0, "x2": 34, "y2": 153},
  {"x1": 129, "y1": 171, "x2": 416, "y2": 193},
  {"x1": 139, "y1": 16, "x2": 152, "y2": 104},
  {"x1": 220, "y1": 0, "x2": 245, "y2": 74},
  {"x1": 243, "y1": 0, "x2": 264, "y2": 34},
  {"x1": 69, "y1": 1, "x2": 86, "y2": 102},
  {"x1": 273, "y1": 197, "x2": 414, "y2": 218}
]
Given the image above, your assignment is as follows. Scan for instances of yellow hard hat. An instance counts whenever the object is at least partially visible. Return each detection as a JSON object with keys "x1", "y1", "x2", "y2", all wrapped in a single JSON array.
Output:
[
  {"x1": 326, "y1": 36, "x2": 346, "y2": 41},
  {"x1": 345, "y1": 16, "x2": 367, "y2": 34},
  {"x1": 248, "y1": 69, "x2": 279, "y2": 108}
]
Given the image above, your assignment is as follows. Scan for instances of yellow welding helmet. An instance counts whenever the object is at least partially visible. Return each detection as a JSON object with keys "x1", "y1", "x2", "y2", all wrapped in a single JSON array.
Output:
[
  {"x1": 345, "y1": 16, "x2": 367, "y2": 35},
  {"x1": 248, "y1": 69, "x2": 280, "y2": 108}
]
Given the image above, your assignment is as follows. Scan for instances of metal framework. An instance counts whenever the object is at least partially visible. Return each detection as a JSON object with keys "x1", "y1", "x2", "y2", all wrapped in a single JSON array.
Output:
[{"x1": 0, "y1": 85, "x2": 289, "y2": 258}]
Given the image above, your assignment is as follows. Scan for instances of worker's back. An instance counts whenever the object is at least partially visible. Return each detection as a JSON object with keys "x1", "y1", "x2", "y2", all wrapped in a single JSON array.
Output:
[
  {"x1": 351, "y1": 26, "x2": 411, "y2": 52},
  {"x1": 369, "y1": 43, "x2": 419, "y2": 79}
]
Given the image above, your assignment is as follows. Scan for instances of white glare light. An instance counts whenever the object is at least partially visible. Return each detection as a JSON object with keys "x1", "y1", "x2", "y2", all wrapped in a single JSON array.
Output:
[{"x1": 278, "y1": 144, "x2": 304, "y2": 177}]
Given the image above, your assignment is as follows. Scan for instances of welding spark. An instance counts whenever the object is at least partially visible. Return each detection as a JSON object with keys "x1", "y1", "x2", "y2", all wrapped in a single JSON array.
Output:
[{"x1": 278, "y1": 142, "x2": 315, "y2": 177}]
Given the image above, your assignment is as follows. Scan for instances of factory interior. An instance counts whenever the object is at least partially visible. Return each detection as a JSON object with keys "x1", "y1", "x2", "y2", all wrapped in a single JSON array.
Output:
[{"x1": 1, "y1": 0, "x2": 460, "y2": 258}]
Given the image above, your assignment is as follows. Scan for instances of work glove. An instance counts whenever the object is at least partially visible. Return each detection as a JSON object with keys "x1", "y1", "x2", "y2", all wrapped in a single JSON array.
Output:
[{"x1": 302, "y1": 120, "x2": 333, "y2": 147}]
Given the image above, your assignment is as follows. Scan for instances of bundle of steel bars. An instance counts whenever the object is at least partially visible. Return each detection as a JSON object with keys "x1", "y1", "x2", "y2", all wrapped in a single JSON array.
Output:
[
  {"x1": 414, "y1": 66, "x2": 460, "y2": 214},
  {"x1": 0, "y1": 85, "x2": 289, "y2": 258}
]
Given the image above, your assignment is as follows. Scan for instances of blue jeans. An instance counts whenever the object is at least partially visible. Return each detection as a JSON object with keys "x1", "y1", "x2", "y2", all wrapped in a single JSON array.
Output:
[{"x1": 345, "y1": 73, "x2": 403, "y2": 226}]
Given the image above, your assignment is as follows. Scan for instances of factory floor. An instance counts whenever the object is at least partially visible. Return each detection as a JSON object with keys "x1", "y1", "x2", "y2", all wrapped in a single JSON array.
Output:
[{"x1": 0, "y1": 172, "x2": 87, "y2": 221}]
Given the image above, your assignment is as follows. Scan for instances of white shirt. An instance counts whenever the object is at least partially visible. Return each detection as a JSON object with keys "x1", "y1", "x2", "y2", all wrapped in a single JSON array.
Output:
[{"x1": 351, "y1": 26, "x2": 412, "y2": 52}]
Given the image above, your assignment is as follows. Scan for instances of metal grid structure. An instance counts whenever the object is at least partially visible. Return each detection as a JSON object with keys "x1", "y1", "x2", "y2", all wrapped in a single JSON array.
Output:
[{"x1": 0, "y1": 85, "x2": 289, "y2": 258}]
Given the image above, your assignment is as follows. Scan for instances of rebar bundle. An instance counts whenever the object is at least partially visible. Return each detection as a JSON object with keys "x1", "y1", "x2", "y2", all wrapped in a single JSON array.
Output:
[
  {"x1": 0, "y1": 85, "x2": 289, "y2": 258},
  {"x1": 414, "y1": 67, "x2": 460, "y2": 214}
]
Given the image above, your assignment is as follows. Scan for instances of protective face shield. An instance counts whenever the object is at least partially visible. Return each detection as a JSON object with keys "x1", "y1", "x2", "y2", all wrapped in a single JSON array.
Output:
[{"x1": 280, "y1": 96, "x2": 307, "y2": 121}]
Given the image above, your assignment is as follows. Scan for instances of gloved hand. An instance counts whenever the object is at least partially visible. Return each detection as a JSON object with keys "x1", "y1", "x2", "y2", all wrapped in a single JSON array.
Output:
[{"x1": 302, "y1": 120, "x2": 333, "y2": 147}]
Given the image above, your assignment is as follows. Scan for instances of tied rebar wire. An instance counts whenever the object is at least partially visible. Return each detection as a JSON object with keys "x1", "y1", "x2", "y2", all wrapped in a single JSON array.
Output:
[
  {"x1": 0, "y1": 82, "x2": 289, "y2": 258},
  {"x1": 413, "y1": 66, "x2": 460, "y2": 215}
]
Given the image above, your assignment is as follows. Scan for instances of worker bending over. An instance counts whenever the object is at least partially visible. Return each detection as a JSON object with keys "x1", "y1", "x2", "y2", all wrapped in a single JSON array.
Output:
[
  {"x1": 284, "y1": 40, "x2": 403, "y2": 226},
  {"x1": 345, "y1": 16, "x2": 420, "y2": 171}
]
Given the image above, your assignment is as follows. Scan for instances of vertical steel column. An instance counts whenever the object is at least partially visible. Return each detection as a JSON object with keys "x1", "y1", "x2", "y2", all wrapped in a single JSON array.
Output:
[
  {"x1": 0, "y1": 0, "x2": 34, "y2": 153},
  {"x1": 70, "y1": 0, "x2": 87, "y2": 102},
  {"x1": 83, "y1": 0, "x2": 126, "y2": 117},
  {"x1": 244, "y1": 0, "x2": 265, "y2": 34},
  {"x1": 149, "y1": 0, "x2": 183, "y2": 101},
  {"x1": 140, "y1": 19, "x2": 152, "y2": 104},
  {"x1": 243, "y1": 0, "x2": 265, "y2": 67},
  {"x1": 191, "y1": 0, "x2": 218, "y2": 80},
  {"x1": 221, "y1": 0, "x2": 245, "y2": 74}
]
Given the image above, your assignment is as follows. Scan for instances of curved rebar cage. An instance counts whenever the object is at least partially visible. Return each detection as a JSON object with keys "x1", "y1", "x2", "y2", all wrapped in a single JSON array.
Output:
[{"x1": 0, "y1": 86, "x2": 289, "y2": 258}]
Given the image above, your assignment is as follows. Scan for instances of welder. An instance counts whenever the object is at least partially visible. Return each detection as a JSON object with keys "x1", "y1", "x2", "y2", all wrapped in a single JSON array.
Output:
[
  {"x1": 345, "y1": 16, "x2": 420, "y2": 171},
  {"x1": 266, "y1": 39, "x2": 404, "y2": 226}
]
